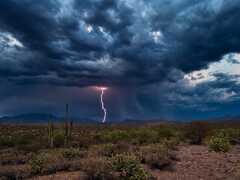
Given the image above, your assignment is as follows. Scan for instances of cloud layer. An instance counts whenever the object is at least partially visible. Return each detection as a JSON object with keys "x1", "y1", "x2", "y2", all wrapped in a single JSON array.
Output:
[
  {"x1": 0, "y1": 0, "x2": 239, "y2": 86},
  {"x1": 0, "y1": 0, "x2": 240, "y2": 120}
]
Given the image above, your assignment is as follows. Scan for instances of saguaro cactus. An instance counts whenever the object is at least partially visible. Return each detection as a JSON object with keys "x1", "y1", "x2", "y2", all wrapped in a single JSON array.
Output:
[
  {"x1": 48, "y1": 121, "x2": 54, "y2": 148},
  {"x1": 62, "y1": 104, "x2": 74, "y2": 146},
  {"x1": 69, "y1": 120, "x2": 73, "y2": 142},
  {"x1": 64, "y1": 104, "x2": 72, "y2": 146}
]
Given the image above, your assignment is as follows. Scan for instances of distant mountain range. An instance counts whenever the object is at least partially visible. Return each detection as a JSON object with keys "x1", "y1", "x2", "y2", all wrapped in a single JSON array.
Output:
[
  {"x1": 0, "y1": 113, "x2": 173, "y2": 124},
  {"x1": 0, "y1": 113, "x2": 99, "y2": 124},
  {"x1": 0, "y1": 113, "x2": 239, "y2": 124},
  {"x1": 0, "y1": 113, "x2": 55, "y2": 123}
]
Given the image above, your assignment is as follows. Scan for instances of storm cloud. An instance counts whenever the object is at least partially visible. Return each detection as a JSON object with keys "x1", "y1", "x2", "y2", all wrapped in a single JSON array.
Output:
[{"x1": 0, "y1": 0, "x2": 240, "y2": 120}]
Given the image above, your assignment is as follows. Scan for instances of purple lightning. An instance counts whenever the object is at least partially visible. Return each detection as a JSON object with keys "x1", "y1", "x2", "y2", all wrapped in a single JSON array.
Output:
[{"x1": 97, "y1": 87, "x2": 108, "y2": 123}]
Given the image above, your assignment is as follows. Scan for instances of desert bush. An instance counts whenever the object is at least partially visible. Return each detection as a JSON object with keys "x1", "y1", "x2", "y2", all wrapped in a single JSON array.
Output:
[
  {"x1": 29, "y1": 153, "x2": 48, "y2": 174},
  {"x1": 130, "y1": 129, "x2": 159, "y2": 145},
  {"x1": 98, "y1": 144, "x2": 115, "y2": 157},
  {"x1": 184, "y1": 121, "x2": 210, "y2": 144},
  {"x1": 95, "y1": 142, "x2": 131, "y2": 157},
  {"x1": 29, "y1": 150, "x2": 71, "y2": 175},
  {"x1": 0, "y1": 134, "x2": 41, "y2": 151},
  {"x1": 61, "y1": 148, "x2": 85, "y2": 159},
  {"x1": 15, "y1": 135, "x2": 33, "y2": 146},
  {"x1": 0, "y1": 136, "x2": 14, "y2": 147},
  {"x1": 156, "y1": 126, "x2": 179, "y2": 139},
  {"x1": 114, "y1": 142, "x2": 132, "y2": 154},
  {"x1": 87, "y1": 144, "x2": 106, "y2": 158},
  {"x1": 138, "y1": 144, "x2": 175, "y2": 170},
  {"x1": 0, "y1": 133, "x2": 45, "y2": 151},
  {"x1": 53, "y1": 130, "x2": 65, "y2": 147},
  {"x1": 162, "y1": 137, "x2": 180, "y2": 150},
  {"x1": 80, "y1": 157, "x2": 114, "y2": 180},
  {"x1": 101, "y1": 130, "x2": 130, "y2": 143},
  {"x1": 111, "y1": 153, "x2": 151, "y2": 180},
  {"x1": 88, "y1": 144, "x2": 113, "y2": 158},
  {"x1": 101, "y1": 142, "x2": 130, "y2": 157},
  {"x1": 208, "y1": 133, "x2": 231, "y2": 152},
  {"x1": 15, "y1": 134, "x2": 46, "y2": 152},
  {"x1": 217, "y1": 128, "x2": 240, "y2": 145},
  {"x1": 74, "y1": 135, "x2": 93, "y2": 149},
  {"x1": 17, "y1": 142, "x2": 46, "y2": 152}
]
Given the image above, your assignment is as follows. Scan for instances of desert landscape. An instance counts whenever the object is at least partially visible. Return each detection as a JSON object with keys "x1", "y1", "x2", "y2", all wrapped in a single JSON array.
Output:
[
  {"x1": 1, "y1": 0, "x2": 240, "y2": 179},
  {"x1": 0, "y1": 121, "x2": 240, "y2": 180}
]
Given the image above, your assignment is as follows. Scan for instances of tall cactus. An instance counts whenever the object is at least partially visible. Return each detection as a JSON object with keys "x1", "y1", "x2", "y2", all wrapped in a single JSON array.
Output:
[
  {"x1": 64, "y1": 104, "x2": 69, "y2": 146},
  {"x1": 63, "y1": 104, "x2": 73, "y2": 146},
  {"x1": 69, "y1": 120, "x2": 73, "y2": 142},
  {"x1": 48, "y1": 121, "x2": 54, "y2": 148},
  {"x1": 64, "y1": 124, "x2": 68, "y2": 145}
]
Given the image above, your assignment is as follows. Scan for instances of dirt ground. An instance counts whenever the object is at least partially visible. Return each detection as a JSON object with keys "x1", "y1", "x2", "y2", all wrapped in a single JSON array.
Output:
[
  {"x1": 153, "y1": 145, "x2": 240, "y2": 180},
  {"x1": 29, "y1": 172, "x2": 87, "y2": 180},
  {"x1": 30, "y1": 145, "x2": 240, "y2": 180}
]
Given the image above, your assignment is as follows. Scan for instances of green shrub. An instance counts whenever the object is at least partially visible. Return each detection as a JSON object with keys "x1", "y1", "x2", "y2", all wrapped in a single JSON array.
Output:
[
  {"x1": 111, "y1": 153, "x2": 151, "y2": 180},
  {"x1": 101, "y1": 130, "x2": 130, "y2": 143},
  {"x1": 16, "y1": 135, "x2": 33, "y2": 146},
  {"x1": 113, "y1": 142, "x2": 132, "y2": 155},
  {"x1": 29, "y1": 153, "x2": 48, "y2": 174},
  {"x1": 0, "y1": 134, "x2": 44, "y2": 151},
  {"x1": 216, "y1": 128, "x2": 240, "y2": 145},
  {"x1": 208, "y1": 135, "x2": 231, "y2": 152},
  {"x1": 138, "y1": 144, "x2": 174, "y2": 170},
  {"x1": 162, "y1": 137, "x2": 180, "y2": 150},
  {"x1": 61, "y1": 148, "x2": 85, "y2": 159},
  {"x1": 98, "y1": 143, "x2": 131, "y2": 157},
  {"x1": 53, "y1": 130, "x2": 65, "y2": 147},
  {"x1": 75, "y1": 135, "x2": 92, "y2": 149},
  {"x1": 0, "y1": 136, "x2": 15, "y2": 147},
  {"x1": 15, "y1": 134, "x2": 41, "y2": 151},
  {"x1": 131, "y1": 129, "x2": 159, "y2": 145},
  {"x1": 80, "y1": 157, "x2": 114, "y2": 180},
  {"x1": 99, "y1": 144, "x2": 115, "y2": 157},
  {"x1": 156, "y1": 127, "x2": 178, "y2": 139},
  {"x1": 19, "y1": 142, "x2": 46, "y2": 152},
  {"x1": 29, "y1": 150, "x2": 71, "y2": 175}
]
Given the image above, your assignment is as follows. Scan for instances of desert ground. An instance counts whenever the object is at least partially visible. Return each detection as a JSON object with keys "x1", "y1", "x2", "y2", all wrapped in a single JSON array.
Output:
[{"x1": 0, "y1": 121, "x2": 240, "y2": 180}]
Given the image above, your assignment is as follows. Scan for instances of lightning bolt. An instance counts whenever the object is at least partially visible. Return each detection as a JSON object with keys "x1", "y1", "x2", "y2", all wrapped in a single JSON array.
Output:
[{"x1": 99, "y1": 87, "x2": 107, "y2": 123}]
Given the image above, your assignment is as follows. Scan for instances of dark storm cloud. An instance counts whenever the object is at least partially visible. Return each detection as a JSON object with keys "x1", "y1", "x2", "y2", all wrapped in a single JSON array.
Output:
[
  {"x1": 1, "y1": 0, "x2": 240, "y2": 120},
  {"x1": 133, "y1": 71, "x2": 240, "y2": 120},
  {"x1": 0, "y1": 1, "x2": 60, "y2": 58},
  {"x1": 0, "y1": 0, "x2": 240, "y2": 87}
]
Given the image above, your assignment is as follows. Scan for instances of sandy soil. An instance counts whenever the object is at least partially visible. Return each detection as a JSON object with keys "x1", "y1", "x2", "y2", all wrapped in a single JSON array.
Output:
[
  {"x1": 153, "y1": 145, "x2": 240, "y2": 180},
  {"x1": 29, "y1": 171, "x2": 87, "y2": 180},
  {"x1": 29, "y1": 145, "x2": 240, "y2": 180}
]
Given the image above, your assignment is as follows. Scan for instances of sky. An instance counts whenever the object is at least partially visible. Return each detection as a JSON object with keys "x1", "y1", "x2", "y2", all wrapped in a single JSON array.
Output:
[{"x1": 0, "y1": 0, "x2": 240, "y2": 121}]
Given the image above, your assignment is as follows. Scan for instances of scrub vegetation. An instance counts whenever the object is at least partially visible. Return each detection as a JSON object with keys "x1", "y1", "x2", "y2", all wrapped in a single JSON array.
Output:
[{"x1": 0, "y1": 121, "x2": 240, "y2": 179}]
